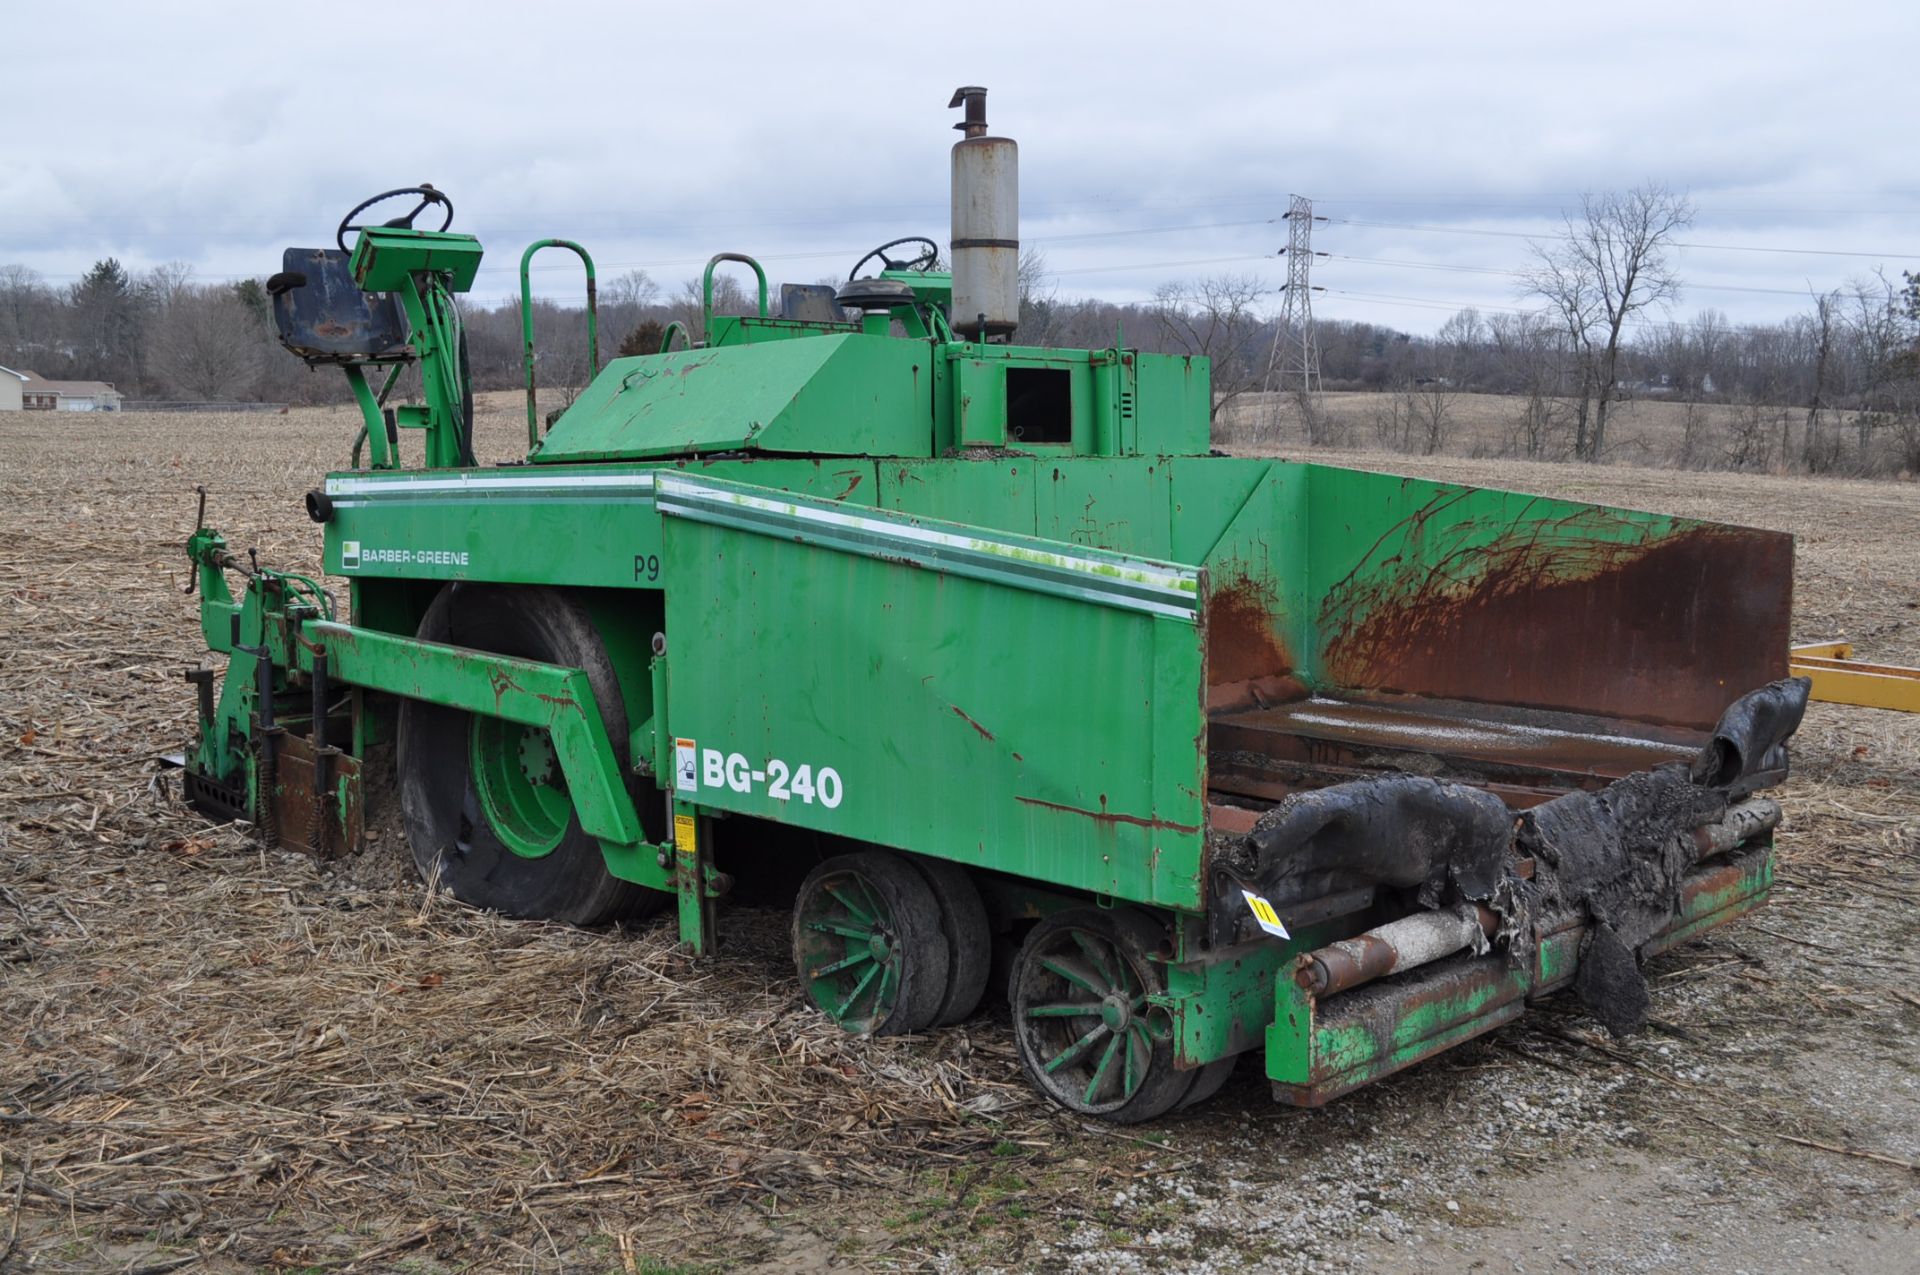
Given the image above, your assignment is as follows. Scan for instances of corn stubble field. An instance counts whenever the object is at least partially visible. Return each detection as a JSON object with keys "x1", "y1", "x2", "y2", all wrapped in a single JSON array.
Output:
[{"x1": 2, "y1": 394, "x2": 1917, "y2": 1274}]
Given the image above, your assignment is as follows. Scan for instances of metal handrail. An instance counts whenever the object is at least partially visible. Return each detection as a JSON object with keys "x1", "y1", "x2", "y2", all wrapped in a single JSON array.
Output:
[
  {"x1": 519, "y1": 239, "x2": 599, "y2": 447},
  {"x1": 701, "y1": 252, "x2": 768, "y2": 338}
]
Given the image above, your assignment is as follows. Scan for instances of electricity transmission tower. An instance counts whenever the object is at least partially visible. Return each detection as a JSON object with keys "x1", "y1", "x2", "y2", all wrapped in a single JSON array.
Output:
[{"x1": 1262, "y1": 195, "x2": 1326, "y2": 441}]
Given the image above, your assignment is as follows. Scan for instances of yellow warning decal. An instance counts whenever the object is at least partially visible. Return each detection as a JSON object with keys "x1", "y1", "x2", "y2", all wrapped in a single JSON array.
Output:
[
  {"x1": 673, "y1": 813, "x2": 696, "y2": 855},
  {"x1": 1241, "y1": 889, "x2": 1290, "y2": 940}
]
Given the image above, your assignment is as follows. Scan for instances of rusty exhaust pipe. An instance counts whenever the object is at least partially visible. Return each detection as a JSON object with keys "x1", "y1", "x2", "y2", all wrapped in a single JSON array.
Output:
[
  {"x1": 1294, "y1": 798, "x2": 1783, "y2": 1000},
  {"x1": 1295, "y1": 903, "x2": 1498, "y2": 999}
]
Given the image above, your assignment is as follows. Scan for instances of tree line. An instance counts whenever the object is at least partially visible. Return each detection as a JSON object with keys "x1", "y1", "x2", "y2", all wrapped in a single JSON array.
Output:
[{"x1": 4, "y1": 200, "x2": 1915, "y2": 474}]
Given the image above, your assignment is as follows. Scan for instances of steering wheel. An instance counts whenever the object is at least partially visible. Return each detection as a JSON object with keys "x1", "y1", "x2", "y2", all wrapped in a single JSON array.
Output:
[
  {"x1": 337, "y1": 185, "x2": 454, "y2": 254},
  {"x1": 849, "y1": 236, "x2": 939, "y2": 279}
]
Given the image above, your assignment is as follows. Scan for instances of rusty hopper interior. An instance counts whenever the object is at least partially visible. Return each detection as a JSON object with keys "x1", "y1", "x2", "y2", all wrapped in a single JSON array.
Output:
[
  {"x1": 1183, "y1": 464, "x2": 1800, "y2": 1104},
  {"x1": 1201, "y1": 468, "x2": 1794, "y2": 814}
]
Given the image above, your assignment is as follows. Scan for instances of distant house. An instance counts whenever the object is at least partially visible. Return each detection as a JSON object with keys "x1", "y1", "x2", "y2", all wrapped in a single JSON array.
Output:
[{"x1": 6, "y1": 370, "x2": 122, "y2": 411}]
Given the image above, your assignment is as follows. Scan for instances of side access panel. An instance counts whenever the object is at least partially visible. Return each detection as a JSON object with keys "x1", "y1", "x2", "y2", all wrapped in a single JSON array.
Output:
[{"x1": 654, "y1": 473, "x2": 1211, "y2": 912}]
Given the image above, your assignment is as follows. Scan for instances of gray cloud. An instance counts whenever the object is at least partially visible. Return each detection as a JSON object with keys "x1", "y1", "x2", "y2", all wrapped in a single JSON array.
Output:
[{"x1": 3, "y1": 0, "x2": 1915, "y2": 331}]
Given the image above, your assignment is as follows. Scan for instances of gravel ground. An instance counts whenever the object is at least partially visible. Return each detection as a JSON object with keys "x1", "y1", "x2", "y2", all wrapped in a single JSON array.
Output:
[{"x1": 2, "y1": 401, "x2": 1915, "y2": 1273}]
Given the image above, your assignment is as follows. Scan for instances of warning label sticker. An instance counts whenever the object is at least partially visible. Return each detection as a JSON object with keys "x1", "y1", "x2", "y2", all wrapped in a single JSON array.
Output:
[
  {"x1": 673, "y1": 813, "x2": 696, "y2": 855},
  {"x1": 674, "y1": 738, "x2": 698, "y2": 793},
  {"x1": 1242, "y1": 890, "x2": 1291, "y2": 940}
]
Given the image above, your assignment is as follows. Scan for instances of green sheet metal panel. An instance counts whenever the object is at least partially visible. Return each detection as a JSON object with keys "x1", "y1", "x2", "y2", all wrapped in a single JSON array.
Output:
[
  {"x1": 1169, "y1": 461, "x2": 1313, "y2": 690},
  {"x1": 319, "y1": 460, "x2": 879, "y2": 587},
  {"x1": 1300, "y1": 465, "x2": 1793, "y2": 727},
  {"x1": 656, "y1": 473, "x2": 1210, "y2": 912},
  {"x1": 531, "y1": 333, "x2": 936, "y2": 462},
  {"x1": 1035, "y1": 460, "x2": 1174, "y2": 559},
  {"x1": 1131, "y1": 353, "x2": 1211, "y2": 457},
  {"x1": 875, "y1": 458, "x2": 1039, "y2": 535}
]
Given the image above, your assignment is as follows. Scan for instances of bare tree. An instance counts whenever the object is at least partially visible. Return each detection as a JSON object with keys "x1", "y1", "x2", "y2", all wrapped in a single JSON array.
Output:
[
  {"x1": 0, "y1": 264, "x2": 44, "y2": 343},
  {"x1": 149, "y1": 285, "x2": 267, "y2": 399},
  {"x1": 1150, "y1": 273, "x2": 1269, "y2": 427},
  {"x1": 1845, "y1": 272, "x2": 1906, "y2": 457},
  {"x1": 1524, "y1": 184, "x2": 1694, "y2": 460},
  {"x1": 1800, "y1": 288, "x2": 1840, "y2": 471},
  {"x1": 669, "y1": 274, "x2": 750, "y2": 344},
  {"x1": 142, "y1": 261, "x2": 196, "y2": 309},
  {"x1": 602, "y1": 269, "x2": 659, "y2": 310},
  {"x1": 1016, "y1": 245, "x2": 1056, "y2": 343},
  {"x1": 1692, "y1": 308, "x2": 1729, "y2": 396},
  {"x1": 1488, "y1": 311, "x2": 1570, "y2": 458}
]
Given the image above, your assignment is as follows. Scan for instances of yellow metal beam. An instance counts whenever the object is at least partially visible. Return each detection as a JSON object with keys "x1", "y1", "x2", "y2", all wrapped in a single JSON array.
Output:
[{"x1": 1789, "y1": 641, "x2": 1920, "y2": 713}]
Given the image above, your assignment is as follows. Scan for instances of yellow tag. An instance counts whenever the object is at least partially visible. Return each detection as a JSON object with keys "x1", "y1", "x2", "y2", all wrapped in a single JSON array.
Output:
[
  {"x1": 1242, "y1": 889, "x2": 1290, "y2": 940},
  {"x1": 673, "y1": 813, "x2": 696, "y2": 855}
]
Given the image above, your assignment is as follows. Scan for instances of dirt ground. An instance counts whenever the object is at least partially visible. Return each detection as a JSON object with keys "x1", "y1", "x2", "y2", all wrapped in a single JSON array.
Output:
[{"x1": 2, "y1": 398, "x2": 1917, "y2": 1274}]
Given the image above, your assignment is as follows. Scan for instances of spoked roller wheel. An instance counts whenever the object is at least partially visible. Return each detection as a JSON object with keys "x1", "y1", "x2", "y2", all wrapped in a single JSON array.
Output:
[
  {"x1": 792, "y1": 852, "x2": 949, "y2": 1036},
  {"x1": 397, "y1": 584, "x2": 670, "y2": 926},
  {"x1": 907, "y1": 855, "x2": 992, "y2": 1027},
  {"x1": 1010, "y1": 907, "x2": 1194, "y2": 1123}
]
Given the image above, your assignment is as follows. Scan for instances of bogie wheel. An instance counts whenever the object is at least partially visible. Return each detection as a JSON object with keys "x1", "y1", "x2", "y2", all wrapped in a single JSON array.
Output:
[
  {"x1": 1176, "y1": 1055, "x2": 1237, "y2": 1111},
  {"x1": 1010, "y1": 908, "x2": 1194, "y2": 1123},
  {"x1": 908, "y1": 856, "x2": 992, "y2": 1027},
  {"x1": 793, "y1": 852, "x2": 950, "y2": 1036},
  {"x1": 397, "y1": 584, "x2": 669, "y2": 926}
]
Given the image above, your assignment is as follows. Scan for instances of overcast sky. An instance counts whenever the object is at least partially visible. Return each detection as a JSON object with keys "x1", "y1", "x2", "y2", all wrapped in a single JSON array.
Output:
[{"x1": 4, "y1": 1, "x2": 1916, "y2": 333}]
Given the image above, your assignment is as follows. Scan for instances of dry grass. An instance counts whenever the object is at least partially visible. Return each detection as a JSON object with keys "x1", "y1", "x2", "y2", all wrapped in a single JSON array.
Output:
[
  {"x1": 1, "y1": 399, "x2": 1916, "y2": 1273},
  {"x1": 0, "y1": 400, "x2": 1057, "y2": 1272},
  {"x1": 1222, "y1": 389, "x2": 1920, "y2": 479}
]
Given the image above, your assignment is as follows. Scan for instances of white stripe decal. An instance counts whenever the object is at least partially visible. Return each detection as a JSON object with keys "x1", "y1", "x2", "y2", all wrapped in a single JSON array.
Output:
[
  {"x1": 322, "y1": 468, "x2": 1199, "y2": 614},
  {"x1": 655, "y1": 474, "x2": 1198, "y2": 607},
  {"x1": 326, "y1": 472, "x2": 658, "y2": 498}
]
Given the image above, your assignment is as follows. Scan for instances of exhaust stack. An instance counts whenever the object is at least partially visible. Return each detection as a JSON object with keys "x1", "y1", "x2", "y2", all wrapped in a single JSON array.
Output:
[{"x1": 949, "y1": 86, "x2": 1019, "y2": 341}]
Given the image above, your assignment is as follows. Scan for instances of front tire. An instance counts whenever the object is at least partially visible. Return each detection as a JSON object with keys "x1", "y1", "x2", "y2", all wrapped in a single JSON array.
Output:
[{"x1": 397, "y1": 584, "x2": 667, "y2": 926}]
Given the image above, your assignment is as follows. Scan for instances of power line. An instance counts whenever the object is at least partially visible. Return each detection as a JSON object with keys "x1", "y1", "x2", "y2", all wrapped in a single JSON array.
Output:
[
  {"x1": 1326, "y1": 252, "x2": 1851, "y2": 297},
  {"x1": 1328, "y1": 218, "x2": 1918, "y2": 260},
  {"x1": 1316, "y1": 287, "x2": 1833, "y2": 337}
]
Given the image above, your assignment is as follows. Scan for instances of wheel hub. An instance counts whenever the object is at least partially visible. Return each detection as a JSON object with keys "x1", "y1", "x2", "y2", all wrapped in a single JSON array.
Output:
[
  {"x1": 516, "y1": 727, "x2": 556, "y2": 785},
  {"x1": 1099, "y1": 994, "x2": 1132, "y2": 1033},
  {"x1": 468, "y1": 717, "x2": 570, "y2": 859}
]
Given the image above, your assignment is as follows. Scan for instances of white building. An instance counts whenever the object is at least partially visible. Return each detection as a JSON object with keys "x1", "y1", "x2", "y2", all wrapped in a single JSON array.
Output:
[{"x1": 5, "y1": 370, "x2": 122, "y2": 411}]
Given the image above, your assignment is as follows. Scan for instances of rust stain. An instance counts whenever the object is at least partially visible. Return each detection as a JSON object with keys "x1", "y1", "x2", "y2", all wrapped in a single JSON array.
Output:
[
  {"x1": 1206, "y1": 570, "x2": 1295, "y2": 689},
  {"x1": 487, "y1": 666, "x2": 522, "y2": 710},
  {"x1": 1206, "y1": 803, "x2": 1260, "y2": 836},
  {"x1": 1016, "y1": 794, "x2": 1200, "y2": 836},
  {"x1": 950, "y1": 704, "x2": 995, "y2": 741},
  {"x1": 836, "y1": 471, "x2": 864, "y2": 501},
  {"x1": 1319, "y1": 508, "x2": 1793, "y2": 730}
]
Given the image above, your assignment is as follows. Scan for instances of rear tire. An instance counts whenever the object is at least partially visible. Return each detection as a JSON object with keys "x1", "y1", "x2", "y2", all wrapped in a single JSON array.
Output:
[
  {"x1": 397, "y1": 584, "x2": 667, "y2": 926},
  {"x1": 908, "y1": 856, "x2": 992, "y2": 1027}
]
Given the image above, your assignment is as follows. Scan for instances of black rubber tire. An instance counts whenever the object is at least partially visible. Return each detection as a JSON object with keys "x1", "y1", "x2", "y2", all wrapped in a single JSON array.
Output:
[
  {"x1": 792, "y1": 851, "x2": 949, "y2": 1037},
  {"x1": 1009, "y1": 907, "x2": 1195, "y2": 1124},
  {"x1": 397, "y1": 583, "x2": 668, "y2": 926},
  {"x1": 908, "y1": 855, "x2": 993, "y2": 1028},
  {"x1": 1175, "y1": 1055, "x2": 1237, "y2": 1111}
]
